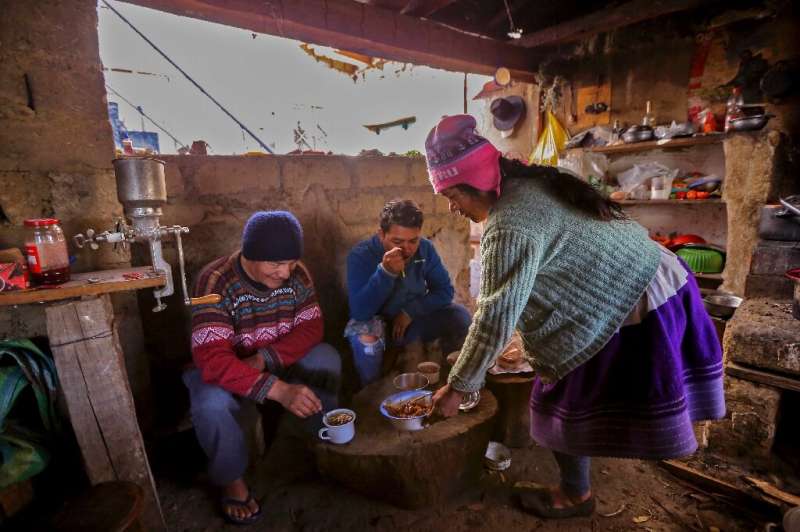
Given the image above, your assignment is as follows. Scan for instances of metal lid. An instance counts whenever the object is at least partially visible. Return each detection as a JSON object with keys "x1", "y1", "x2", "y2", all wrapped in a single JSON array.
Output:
[{"x1": 24, "y1": 218, "x2": 60, "y2": 227}]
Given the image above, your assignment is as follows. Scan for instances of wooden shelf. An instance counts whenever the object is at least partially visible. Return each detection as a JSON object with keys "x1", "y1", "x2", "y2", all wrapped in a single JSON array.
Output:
[
  {"x1": 567, "y1": 134, "x2": 725, "y2": 155},
  {"x1": 0, "y1": 266, "x2": 166, "y2": 306},
  {"x1": 694, "y1": 272, "x2": 723, "y2": 281},
  {"x1": 619, "y1": 199, "x2": 724, "y2": 205}
]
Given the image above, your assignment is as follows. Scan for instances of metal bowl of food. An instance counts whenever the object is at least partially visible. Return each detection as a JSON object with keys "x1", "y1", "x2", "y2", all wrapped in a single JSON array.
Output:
[
  {"x1": 393, "y1": 372, "x2": 429, "y2": 391},
  {"x1": 703, "y1": 293, "x2": 743, "y2": 319},
  {"x1": 380, "y1": 390, "x2": 432, "y2": 431}
]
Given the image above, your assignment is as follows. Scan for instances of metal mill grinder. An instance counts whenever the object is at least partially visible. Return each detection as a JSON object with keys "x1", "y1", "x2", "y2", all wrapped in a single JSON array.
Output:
[{"x1": 73, "y1": 157, "x2": 196, "y2": 312}]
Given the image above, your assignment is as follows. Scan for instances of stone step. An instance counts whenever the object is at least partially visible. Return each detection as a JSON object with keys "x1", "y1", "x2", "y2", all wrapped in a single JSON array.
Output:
[{"x1": 723, "y1": 298, "x2": 800, "y2": 377}]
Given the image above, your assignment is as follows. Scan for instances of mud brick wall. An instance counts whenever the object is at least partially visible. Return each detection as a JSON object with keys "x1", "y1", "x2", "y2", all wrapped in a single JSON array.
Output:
[
  {"x1": 707, "y1": 375, "x2": 782, "y2": 464},
  {"x1": 0, "y1": 0, "x2": 152, "y2": 423},
  {"x1": 142, "y1": 155, "x2": 470, "y2": 371},
  {"x1": 721, "y1": 131, "x2": 792, "y2": 296}
]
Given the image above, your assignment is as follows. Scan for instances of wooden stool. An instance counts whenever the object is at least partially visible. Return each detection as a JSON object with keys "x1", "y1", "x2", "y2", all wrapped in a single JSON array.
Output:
[
  {"x1": 485, "y1": 372, "x2": 535, "y2": 448},
  {"x1": 52, "y1": 481, "x2": 144, "y2": 532},
  {"x1": 315, "y1": 375, "x2": 497, "y2": 509}
]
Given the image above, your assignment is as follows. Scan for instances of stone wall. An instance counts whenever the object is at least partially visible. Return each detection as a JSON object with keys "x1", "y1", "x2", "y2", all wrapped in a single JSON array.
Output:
[
  {"x1": 140, "y1": 154, "x2": 470, "y2": 372},
  {"x1": 721, "y1": 131, "x2": 789, "y2": 295},
  {"x1": 0, "y1": 0, "x2": 152, "y2": 424}
]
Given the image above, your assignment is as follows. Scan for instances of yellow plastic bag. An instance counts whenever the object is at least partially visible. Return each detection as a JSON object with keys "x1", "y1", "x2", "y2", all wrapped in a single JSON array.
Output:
[{"x1": 529, "y1": 110, "x2": 570, "y2": 166}]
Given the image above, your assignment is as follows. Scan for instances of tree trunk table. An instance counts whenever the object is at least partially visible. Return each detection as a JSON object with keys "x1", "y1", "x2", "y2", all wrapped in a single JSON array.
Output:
[
  {"x1": 314, "y1": 376, "x2": 497, "y2": 509},
  {"x1": 485, "y1": 372, "x2": 535, "y2": 448}
]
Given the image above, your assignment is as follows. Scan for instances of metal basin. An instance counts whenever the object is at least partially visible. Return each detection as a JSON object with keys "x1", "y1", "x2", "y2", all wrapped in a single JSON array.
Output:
[
  {"x1": 393, "y1": 372, "x2": 429, "y2": 391},
  {"x1": 703, "y1": 294, "x2": 743, "y2": 319}
]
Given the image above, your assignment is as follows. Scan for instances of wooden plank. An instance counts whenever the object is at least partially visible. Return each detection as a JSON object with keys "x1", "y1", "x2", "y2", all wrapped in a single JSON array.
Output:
[
  {"x1": 121, "y1": 0, "x2": 541, "y2": 80},
  {"x1": 619, "y1": 199, "x2": 724, "y2": 205},
  {"x1": 726, "y1": 362, "x2": 800, "y2": 393},
  {"x1": 744, "y1": 477, "x2": 800, "y2": 507},
  {"x1": 0, "y1": 267, "x2": 165, "y2": 306},
  {"x1": 46, "y1": 302, "x2": 117, "y2": 484},
  {"x1": 659, "y1": 460, "x2": 782, "y2": 516},
  {"x1": 514, "y1": 0, "x2": 713, "y2": 48},
  {"x1": 566, "y1": 134, "x2": 725, "y2": 155},
  {"x1": 400, "y1": 0, "x2": 457, "y2": 17},
  {"x1": 46, "y1": 296, "x2": 165, "y2": 530},
  {"x1": 575, "y1": 83, "x2": 611, "y2": 131}
]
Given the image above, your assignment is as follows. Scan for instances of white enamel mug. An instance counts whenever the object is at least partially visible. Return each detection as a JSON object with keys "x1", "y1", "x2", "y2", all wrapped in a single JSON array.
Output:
[{"x1": 318, "y1": 408, "x2": 356, "y2": 444}]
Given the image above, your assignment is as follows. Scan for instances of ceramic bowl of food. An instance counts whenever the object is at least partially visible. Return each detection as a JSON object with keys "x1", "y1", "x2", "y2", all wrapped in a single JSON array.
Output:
[
  {"x1": 380, "y1": 390, "x2": 433, "y2": 431},
  {"x1": 393, "y1": 372, "x2": 429, "y2": 391}
]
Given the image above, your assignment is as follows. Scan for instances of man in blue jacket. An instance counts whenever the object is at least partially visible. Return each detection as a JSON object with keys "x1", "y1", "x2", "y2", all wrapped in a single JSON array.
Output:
[{"x1": 345, "y1": 199, "x2": 471, "y2": 386}]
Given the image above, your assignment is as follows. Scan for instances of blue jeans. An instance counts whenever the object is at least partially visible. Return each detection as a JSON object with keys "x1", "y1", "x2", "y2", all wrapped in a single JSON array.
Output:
[
  {"x1": 553, "y1": 451, "x2": 591, "y2": 497},
  {"x1": 183, "y1": 343, "x2": 341, "y2": 485},
  {"x1": 348, "y1": 303, "x2": 471, "y2": 386}
]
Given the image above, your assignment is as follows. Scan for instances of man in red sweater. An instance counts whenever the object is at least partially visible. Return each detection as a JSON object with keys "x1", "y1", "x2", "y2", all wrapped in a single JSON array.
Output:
[{"x1": 184, "y1": 210, "x2": 341, "y2": 525}]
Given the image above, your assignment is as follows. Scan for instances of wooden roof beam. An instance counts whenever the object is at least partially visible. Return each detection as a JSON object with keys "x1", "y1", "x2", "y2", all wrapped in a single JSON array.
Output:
[
  {"x1": 513, "y1": 0, "x2": 712, "y2": 48},
  {"x1": 401, "y1": 0, "x2": 458, "y2": 18},
  {"x1": 120, "y1": 0, "x2": 540, "y2": 80}
]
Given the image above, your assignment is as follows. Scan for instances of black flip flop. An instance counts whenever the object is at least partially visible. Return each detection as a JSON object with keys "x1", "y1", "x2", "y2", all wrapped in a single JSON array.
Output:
[
  {"x1": 221, "y1": 489, "x2": 263, "y2": 526},
  {"x1": 519, "y1": 489, "x2": 595, "y2": 518}
]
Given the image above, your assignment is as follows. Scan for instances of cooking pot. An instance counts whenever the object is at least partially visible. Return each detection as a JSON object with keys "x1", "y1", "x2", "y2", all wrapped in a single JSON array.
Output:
[
  {"x1": 759, "y1": 204, "x2": 800, "y2": 241},
  {"x1": 728, "y1": 114, "x2": 774, "y2": 132},
  {"x1": 622, "y1": 125, "x2": 654, "y2": 143}
]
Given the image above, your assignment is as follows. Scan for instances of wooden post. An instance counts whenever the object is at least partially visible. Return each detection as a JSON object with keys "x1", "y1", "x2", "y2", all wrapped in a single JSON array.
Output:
[{"x1": 45, "y1": 295, "x2": 165, "y2": 531}]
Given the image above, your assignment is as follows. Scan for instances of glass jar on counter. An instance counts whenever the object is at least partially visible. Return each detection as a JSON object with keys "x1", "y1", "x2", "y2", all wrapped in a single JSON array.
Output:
[{"x1": 24, "y1": 218, "x2": 70, "y2": 285}]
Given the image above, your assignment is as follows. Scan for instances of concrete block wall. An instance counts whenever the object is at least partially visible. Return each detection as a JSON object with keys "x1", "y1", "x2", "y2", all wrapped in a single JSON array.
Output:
[{"x1": 142, "y1": 154, "x2": 470, "y2": 368}]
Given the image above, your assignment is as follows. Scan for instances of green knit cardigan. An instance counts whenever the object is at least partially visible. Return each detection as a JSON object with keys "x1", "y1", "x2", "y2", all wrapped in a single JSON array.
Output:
[{"x1": 450, "y1": 176, "x2": 661, "y2": 392}]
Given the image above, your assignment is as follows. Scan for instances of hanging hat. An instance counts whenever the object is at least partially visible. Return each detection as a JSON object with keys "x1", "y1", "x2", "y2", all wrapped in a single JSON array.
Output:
[{"x1": 490, "y1": 96, "x2": 526, "y2": 131}]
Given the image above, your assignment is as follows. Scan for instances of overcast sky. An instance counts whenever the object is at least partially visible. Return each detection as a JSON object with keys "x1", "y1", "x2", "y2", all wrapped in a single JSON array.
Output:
[{"x1": 97, "y1": 1, "x2": 491, "y2": 155}]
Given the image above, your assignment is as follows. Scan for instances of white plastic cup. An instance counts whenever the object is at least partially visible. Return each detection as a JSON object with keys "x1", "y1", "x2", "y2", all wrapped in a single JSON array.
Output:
[
  {"x1": 650, "y1": 176, "x2": 673, "y2": 200},
  {"x1": 318, "y1": 408, "x2": 356, "y2": 444}
]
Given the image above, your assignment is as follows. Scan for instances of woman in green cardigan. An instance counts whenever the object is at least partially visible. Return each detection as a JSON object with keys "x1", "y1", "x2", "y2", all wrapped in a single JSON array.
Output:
[{"x1": 426, "y1": 115, "x2": 725, "y2": 518}]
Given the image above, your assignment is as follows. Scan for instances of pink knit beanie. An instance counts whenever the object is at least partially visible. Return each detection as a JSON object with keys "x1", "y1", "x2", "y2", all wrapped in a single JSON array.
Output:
[{"x1": 424, "y1": 115, "x2": 501, "y2": 196}]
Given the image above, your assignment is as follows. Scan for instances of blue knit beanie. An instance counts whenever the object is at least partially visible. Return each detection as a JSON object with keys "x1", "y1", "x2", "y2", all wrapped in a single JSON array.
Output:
[{"x1": 241, "y1": 211, "x2": 303, "y2": 261}]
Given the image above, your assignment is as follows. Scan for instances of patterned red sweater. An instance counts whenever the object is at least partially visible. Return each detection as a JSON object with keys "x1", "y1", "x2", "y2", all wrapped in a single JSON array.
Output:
[{"x1": 190, "y1": 252, "x2": 323, "y2": 402}]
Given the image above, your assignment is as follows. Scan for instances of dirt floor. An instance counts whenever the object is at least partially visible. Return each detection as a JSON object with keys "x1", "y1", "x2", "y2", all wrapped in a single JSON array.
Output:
[{"x1": 152, "y1": 429, "x2": 768, "y2": 532}]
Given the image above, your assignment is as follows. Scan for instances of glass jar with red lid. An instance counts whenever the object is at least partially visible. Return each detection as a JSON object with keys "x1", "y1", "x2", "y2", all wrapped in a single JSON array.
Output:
[{"x1": 24, "y1": 218, "x2": 70, "y2": 285}]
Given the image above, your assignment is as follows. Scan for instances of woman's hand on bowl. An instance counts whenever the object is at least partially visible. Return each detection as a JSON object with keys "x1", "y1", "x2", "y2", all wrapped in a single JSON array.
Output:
[{"x1": 432, "y1": 383, "x2": 463, "y2": 418}]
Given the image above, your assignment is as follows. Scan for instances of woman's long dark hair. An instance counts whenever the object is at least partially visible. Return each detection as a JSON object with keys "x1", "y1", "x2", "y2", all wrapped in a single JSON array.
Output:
[
  {"x1": 501, "y1": 157, "x2": 626, "y2": 221},
  {"x1": 455, "y1": 157, "x2": 626, "y2": 222}
]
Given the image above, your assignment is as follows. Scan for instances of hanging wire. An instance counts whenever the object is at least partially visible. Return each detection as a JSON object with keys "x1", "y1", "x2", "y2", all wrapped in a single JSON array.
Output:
[
  {"x1": 105, "y1": 83, "x2": 189, "y2": 151},
  {"x1": 101, "y1": 0, "x2": 274, "y2": 153},
  {"x1": 502, "y1": 0, "x2": 523, "y2": 39}
]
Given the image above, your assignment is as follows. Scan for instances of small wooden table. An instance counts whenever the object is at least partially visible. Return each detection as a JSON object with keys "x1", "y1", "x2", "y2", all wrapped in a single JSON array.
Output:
[
  {"x1": 0, "y1": 267, "x2": 166, "y2": 530},
  {"x1": 315, "y1": 376, "x2": 497, "y2": 509}
]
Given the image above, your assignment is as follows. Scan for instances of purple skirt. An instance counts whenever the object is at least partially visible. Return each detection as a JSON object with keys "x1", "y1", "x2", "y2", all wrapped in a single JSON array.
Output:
[{"x1": 530, "y1": 251, "x2": 725, "y2": 460}]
